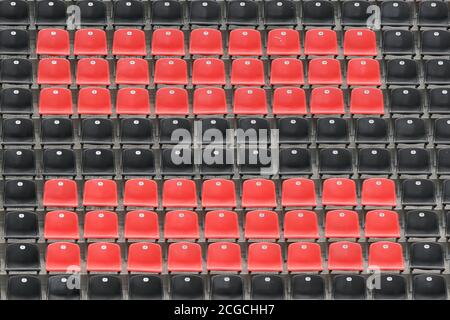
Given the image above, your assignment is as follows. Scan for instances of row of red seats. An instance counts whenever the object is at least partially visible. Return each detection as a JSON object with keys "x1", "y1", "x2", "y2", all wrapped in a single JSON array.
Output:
[
  {"x1": 37, "y1": 28, "x2": 377, "y2": 57},
  {"x1": 39, "y1": 86, "x2": 384, "y2": 115},
  {"x1": 46, "y1": 241, "x2": 403, "y2": 273},
  {"x1": 43, "y1": 178, "x2": 397, "y2": 208},
  {"x1": 44, "y1": 209, "x2": 400, "y2": 241},
  {"x1": 37, "y1": 57, "x2": 382, "y2": 86}
]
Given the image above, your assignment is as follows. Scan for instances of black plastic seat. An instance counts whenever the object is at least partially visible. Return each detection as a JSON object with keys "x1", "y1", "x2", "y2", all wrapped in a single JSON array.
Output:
[
  {"x1": 251, "y1": 275, "x2": 284, "y2": 300},
  {"x1": 413, "y1": 275, "x2": 447, "y2": 300},
  {"x1": 279, "y1": 148, "x2": 312, "y2": 175},
  {"x1": 161, "y1": 147, "x2": 194, "y2": 175},
  {"x1": 41, "y1": 118, "x2": 73, "y2": 144},
  {"x1": 302, "y1": 0, "x2": 334, "y2": 25},
  {"x1": 47, "y1": 275, "x2": 81, "y2": 300},
  {"x1": 316, "y1": 118, "x2": 348, "y2": 143},
  {"x1": 43, "y1": 149, "x2": 76, "y2": 176},
  {"x1": 434, "y1": 118, "x2": 450, "y2": 143},
  {"x1": 237, "y1": 117, "x2": 270, "y2": 144},
  {"x1": 201, "y1": 118, "x2": 231, "y2": 145},
  {"x1": 159, "y1": 118, "x2": 192, "y2": 145},
  {"x1": 4, "y1": 180, "x2": 37, "y2": 207},
  {"x1": 372, "y1": 275, "x2": 407, "y2": 300},
  {"x1": 397, "y1": 148, "x2": 431, "y2": 174},
  {"x1": 5, "y1": 243, "x2": 40, "y2": 271},
  {"x1": 171, "y1": 275, "x2": 204, "y2": 300},
  {"x1": 81, "y1": 118, "x2": 113, "y2": 145},
  {"x1": 152, "y1": 0, "x2": 183, "y2": 25},
  {"x1": 0, "y1": 29, "x2": 29, "y2": 54},
  {"x1": 36, "y1": 0, "x2": 67, "y2": 25},
  {"x1": 200, "y1": 147, "x2": 234, "y2": 175},
  {"x1": 383, "y1": 30, "x2": 414, "y2": 55},
  {"x1": 238, "y1": 146, "x2": 273, "y2": 175},
  {"x1": 82, "y1": 148, "x2": 115, "y2": 176},
  {"x1": 277, "y1": 117, "x2": 310, "y2": 143},
  {"x1": 227, "y1": 0, "x2": 259, "y2": 25},
  {"x1": 429, "y1": 88, "x2": 450, "y2": 113},
  {"x1": 0, "y1": 58, "x2": 32, "y2": 84},
  {"x1": 421, "y1": 30, "x2": 450, "y2": 54},
  {"x1": 3, "y1": 149, "x2": 36, "y2": 176},
  {"x1": 437, "y1": 148, "x2": 450, "y2": 174},
  {"x1": 128, "y1": 275, "x2": 163, "y2": 300},
  {"x1": 77, "y1": 0, "x2": 107, "y2": 25},
  {"x1": 189, "y1": 0, "x2": 221, "y2": 25},
  {"x1": 0, "y1": 0, "x2": 29, "y2": 25},
  {"x1": 357, "y1": 148, "x2": 391, "y2": 174},
  {"x1": 7, "y1": 276, "x2": 41, "y2": 300},
  {"x1": 2, "y1": 118, "x2": 34, "y2": 144},
  {"x1": 386, "y1": 59, "x2": 419, "y2": 85},
  {"x1": 381, "y1": 0, "x2": 412, "y2": 26},
  {"x1": 394, "y1": 118, "x2": 427, "y2": 143},
  {"x1": 120, "y1": 118, "x2": 153, "y2": 144},
  {"x1": 425, "y1": 59, "x2": 450, "y2": 84},
  {"x1": 341, "y1": 1, "x2": 371, "y2": 26},
  {"x1": 405, "y1": 210, "x2": 440, "y2": 238},
  {"x1": 332, "y1": 275, "x2": 366, "y2": 300},
  {"x1": 355, "y1": 117, "x2": 389, "y2": 143},
  {"x1": 291, "y1": 275, "x2": 325, "y2": 300},
  {"x1": 418, "y1": 1, "x2": 449, "y2": 26},
  {"x1": 319, "y1": 148, "x2": 353, "y2": 174},
  {"x1": 410, "y1": 242, "x2": 444, "y2": 271},
  {"x1": 0, "y1": 88, "x2": 32, "y2": 114},
  {"x1": 401, "y1": 179, "x2": 436, "y2": 206},
  {"x1": 264, "y1": 0, "x2": 297, "y2": 25},
  {"x1": 389, "y1": 88, "x2": 422, "y2": 114},
  {"x1": 122, "y1": 149, "x2": 155, "y2": 176},
  {"x1": 211, "y1": 275, "x2": 243, "y2": 300},
  {"x1": 88, "y1": 276, "x2": 123, "y2": 300},
  {"x1": 113, "y1": 0, "x2": 145, "y2": 25},
  {"x1": 4, "y1": 211, "x2": 39, "y2": 240}
]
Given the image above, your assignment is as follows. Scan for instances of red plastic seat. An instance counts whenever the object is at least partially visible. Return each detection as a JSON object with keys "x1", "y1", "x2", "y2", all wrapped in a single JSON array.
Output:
[
  {"x1": 37, "y1": 29, "x2": 70, "y2": 56},
  {"x1": 167, "y1": 242, "x2": 202, "y2": 273},
  {"x1": 201, "y1": 179, "x2": 236, "y2": 208},
  {"x1": 164, "y1": 210, "x2": 199, "y2": 240},
  {"x1": 247, "y1": 242, "x2": 283, "y2": 272},
  {"x1": 74, "y1": 29, "x2": 108, "y2": 56},
  {"x1": 350, "y1": 87, "x2": 384, "y2": 114},
  {"x1": 284, "y1": 210, "x2": 319, "y2": 240},
  {"x1": 310, "y1": 87, "x2": 345, "y2": 114},
  {"x1": 325, "y1": 210, "x2": 360, "y2": 238},
  {"x1": 368, "y1": 241, "x2": 404, "y2": 272},
  {"x1": 123, "y1": 179, "x2": 158, "y2": 208},
  {"x1": 308, "y1": 58, "x2": 342, "y2": 85},
  {"x1": 189, "y1": 28, "x2": 223, "y2": 55},
  {"x1": 233, "y1": 87, "x2": 268, "y2": 115},
  {"x1": 270, "y1": 58, "x2": 304, "y2": 85},
  {"x1": 192, "y1": 58, "x2": 226, "y2": 85},
  {"x1": 287, "y1": 242, "x2": 323, "y2": 272},
  {"x1": 361, "y1": 178, "x2": 397, "y2": 207},
  {"x1": 77, "y1": 87, "x2": 111, "y2": 115},
  {"x1": 76, "y1": 58, "x2": 110, "y2": 86},
  {"x1": 39, "y1": 87, "x2": 73, "y2": 115},
  {"x1": 46, "y1": 242, "x2": 81, "y2": 272},
  {"x1": 116, "y1": 58, "x2": 150, "y2": 85},
  {"x1": 267, "y1": 29, "x2": 301, "y2": 56},
  {"x1": 127, "y1": 242, "x2": 163, "y2": 273},
  {"x1": 193, "y1": 87, "x2": 227, "y2": 115},
  {"x1": 272, "y1": 87, "x2": 307, "y2": 115},
  {"x1": 281, "y1": 178, "x2": 317, "y2": 207},
  {"x1": 84, "y1": 210, "x2": 119, "y2": 239},
  {"x1": 304, "y1": 29, "x2": 338, "y2": 56},
  {"x1": 229, "y1": 29, "x2": 262, "y2": 56},
  {"x1": 155, "y1": 87, "x2": 189, "y2": 115},
  {"x1": 83, "y1": 179, "x2": 118, "y2": 207},
  {"x1": 204, "y1": 210, "x2": 240, "y2": 240},
  {"x1": 322, "y1": 178, "x2": 357, "y2": 206},
  {"x1": 43, "y1": 179, "x2": 78, "y2": 208},
  {"x1": 151, "y1": 28, "x2": 185, "y2": 56},
  {"x1": 244, "y1": 210, "x2": 279, "y2": 239},
  {"x1": 44, "y1": 211, "x2": 79, "y2": 240},
  {"x1": 116, "y1": 88, "x2": 150, "y2": 115},
  {"x1": 86, "y1": 242, "x2": 122, "y2": 272},
  {"x1": 328, "y1": 241, "x2": 363, "y2": 271},
  {"x1": 113, "y1": 29, "x2": 147, "y2": 56},
  {"x1": 207, "y1": 242, "x2": 242, "y2": 272},
  {"x1": 38, "y1": 58, "x2": 71, "y2": 85},
  {"x1": 153, "y1": 58, "x2": 187, "y2": 85},
  {"x1": 344, "y1": 29, "x2": 377, "y2": 56},
  {"x1": 230, "y1": 58, "x2": 265, "y2": 86},
  {"x1": 347, "y1": 58, "x2": 381, "y2": 86},
  {"x1": 162, "y1": 179, "x2": 197, "y2": 208},
  {"x1": 365, "y1": 210, "x2": 400, "y2": 239},
  {"x1": 241, "y1": 179, "x2": 277, "y2": 208},
  {"x1": 124, "y1": 210, "x2": 159, "y2": 240}
]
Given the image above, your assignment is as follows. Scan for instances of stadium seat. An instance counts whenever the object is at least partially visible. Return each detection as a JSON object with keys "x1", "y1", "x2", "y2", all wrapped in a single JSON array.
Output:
[
  {"x1": 46, "y1": 242, "x2": 81, "y2": 272},
  {"x1": 287, "y1": 242, "x2": 323, "y2": 272},
  {"x1": 368, "y1": 241, "x2": 404, "y2": 271},
  {"x1": 162, "y1": 179, "x2": 197, "y2": 208},
  {"x1": 316, "y1": 118, "x2": 349, "y2": 143},
  {"x1": 164, "y1": 210, "x2": 199, "y2": 240},
  {"x1": 264, "y1": 0, "x2": 297, "y2": 25},
  {"x1": 36, "y1": 28, "x2": 69, "y2": 56},
  {"x1": 267, "y1": 29, "x2": 301, "y2": 56},
  {"x1": 291, "y1": 275, "x2": 325, "y2": 300},
  {"x1": 350, "y1": 88, "x2": 384, "y2": 114},
  {"x1": 233, "y1": 87, "x2": 267, "y2": 114},
  {"x1": 421, "y1": 30, "x2": 450, "y2": 54},
  {"x1": 88, "y1": 275, "x2": 122, "y2": 300},
  {"x1": 211, "y1": 275, "x2": 243, "y2": 300},
  {"x1": 84, "y1": 210, "x2": 119, "y2": 240},
  {"x1": 159, "y1": 118, "x2": 192, "y2": 144},
  {"x1": 128, "y1": 275, "x2": 163, "y2": 300},
  {"x1": 322, "y1": 178, "x2": 357, "y2": 206},
  {"x1": 5, "y1": 211, "x2": 38, "y2": 240},
  {"x1": 47, "y1": 275, "x2": 80, "y2": 300},
  {"x1": 418, "y1": 0, "x2": 449, "y2": 26},
  {"x1": 302, "y1": 0, "x2": 334, "y2": 25},
  {"x1": 155, "y1": 87, "x2": 188, "y2": 115},
  {"x1": 207, "y1": 242, "x2": 242, "y2": 272},
  {"x1": 192, "y1": 58, "x2": 226, "y2": 85},
  {"x1": 7, "y1": 276, "x2": 41, "y2": 300},
  {"x1": 2, "y1": 118, "x2": 34, "y2": 144},
  {"x1": 193, "y1": 87, "x2": 227, "y2": 114},
  {"x1": 251, "y1": 275, "x2": 284, "y2": 300},
  {"x1": 435, "y1": 119, "x2": 450, "y2": 143},
  {"x1": 151, "y1": 29, "x2": 184, "y2": 56},
  {"x1": 43, "y1": 149, "x2": 76, "y2": 176},
  {"x1": 247, "y1": 242, "x2": 283, "y2": 272},
  {"x1": 429, "y1": 87, "x2": 450, "y2": 113},
  {"x1": 200, "y1": 118, "x2": 231, "y2": 144},
  {"x1": 372, "y1": 275, "x2": 407, "y2": 300},
  {"x1": 4, "y1": 180, "x2": 36, "y2": 207},
  {"x1": 82, "y1": 118, "x2": 114, "y2": 144},
  {"x1": 116, "y1": 58, "x2": 150, "y2": 85},
  {"x1": 86, "y1": 242, "x2": 122, "y2": 272},
  {"x1": 36, "y1": 0, "x2": 66, "y2": 25},
  {"x1": 284, "y1": 210, "x2": 319, "y2": 240},
  {"x1": 43, "y1": 179, "x2": 78, "y2": 207},
  {"x1": 241, "y1": 179, "x2": 277, "y2": 208},
  {"x1": 332, "y1": 275, "x2": 366, "y2": 300},
  {"x1": 0, "y1": 0, "x2": 29, "y2": 25},
  {"x1": 383, "y1": 30, "x2": 414, "y2": 55},
  {"x1": 78, "y1": 0, "x2": 107, "y2": 26},
  {"x1": 204, "y1": 210, "x2": 240, "y2": 240},
  {"x1": 278, "y1": 118, "x2": 310, "y2": 143},
  {"x1": 127, "y1": 242, "x2": 163, "y2": 273},
  {"x1": 0, "y1": 29, "x2": 29, "y2": 54},
  {"x1": 389, "y1": 88, "x2": 422, "y2": 114},
  {"x1": 272, "y1": 87, "x2": 307, "y2": 115},
  {"x1": 328, "y1": 241, "x2": 363, "y2": 271},
  {"x1": 341, "y1": 1, "x2": 371, "y2": 25},
  {"x1": 44, "y1": 210, "x2": 79, "y2": 240},
  {"x1": 401, "y1": 179, "x2": 436, "y2": 206},
  {"x1": 343, "y1": 29, "x2": 377, "y2": 56},
  {"x1": 41, "y1": 119, "x2": 73, "y2": 145},
  {"x1": 397, "y1": 148, "x2": 431, "y2": 174},
  {"x1": 77, "y1": 87, "x2": 111, "y2": 115},
  {"x1": 381, "y1": 0, "x2": 412, "y2": 26},
  {"x1": 394, "y1": 118, "x2": 427, "y2": 143},
  {"x1": 361, "y1": 178, "x2": 397, "y2": 207},
  {"x1": 413, "y1": 275, "x2": 448, "y2": 300},
  {"x1": 425, "y1": 59, "x2": 450, "y2": 84},
  {"x1": 82, "y1": 147, "x2": 113, "y2": 174},
  {"x1": 0, "y1": 87, "x2": 33, "y2": 114},
  {"x1": 167, "y1": 242, "x2": 202, "y2": 273},
  {"x1": 123, "y1": 179, "x2": 158, "y2": 208},
  {"x1": 76, "y1": 58, "x2": 110, "y2": 86},
  {"x1": 310, "y1": 87, "x2": 345, "y2": 114},
  {"x1": 5, "y1": 243, "x2": 40, "y2": 271},
  {"x1": 406, "y1": 210, "x2": 440, "y2": 239},
  {"x1": 355, "y1": 117, "x2": 389, "y2": 143},
  {"x1": 245, "y1": 210, "x2": 279, "y2": 240},
  {"x1": 189, "y1": 0, "x2": 221, "y2": 25},
  {"x1": 189, "y1": 28, "x2": 223, "y2": 55},
  {"x1": 410, "y1": 242, "x2": 444, "y2": 271},
  {"x1": 39, "y1": 87, "x2": 73, "y2": 115},
  {"x1": 229, "y1": 29, "x2": 262, "y2": 56},
  {"x1": 357, "y1": 148, "x2": 391, "y2": 174},
  {"x1": 346, "y1": 58, "x2": 381, "y2": 86},
  {"x1": 3, "y1": 149, "x2": 36, "y2": 176},
  {"x1": 231, "y1": 58, "x2": 265, "y2": 86},
  {"x1": 227, "y1": 0, "x2": 259, "y2": 25},
  {"x1": 325, "y1": 210, "x2": 360, "y2": 238},
  {"x1": 113, "y1": 29, "x2": 146, "y2": 56},
  {"x1": 74, "y1": 29, "x2": 108, "y2": 56},
  {"x1": 171, "y1": 275, "x2": 204, "y2": 300},
  {"x1": 201, "y1": 179, "x2": 236, "y2": 208},
  {"x1": 122, "y1": 149, "x2": 155, "y2": 175},
  {"x1": 153, "y1": 58, "x2": 187, "y2": 85},
  {"x1": 83, "y1": 179, "x2": 118, "y2": 207},
  {"x1": 304, "y1": 29, "x2": 338, "y2": 56},
  {"x1": 124, "y1": 210, "x2": 159, "y2": 240},
  {"x1": 365, "y1": 210, "x2": 400, "y2": 239},
  {"x1": 117, "y1": 89, "x2": 151, "y2": 115},
  {"x1": 151, "y1": 0, "x2": 183, "y2": 25},
  {"x1": 37, "y1": 58, "x2": 71, "y2": 85},
  {"x1": 281, "y1": 178, "x2": 317, "y2": 207},
  {"x1": 308, "y1": 58, "x2": 342, "y2": 85},
  {"x1": 320, "y1": 148, "x2": 351, "y2": 173},
  {"x1": 386, "y1": 59, "x2": 419, "y2": 85},
  {"x1": 270, "y1": 58, "x2": 305, "y2": 85},
  {"x1": 113, "y1": 0, "x2": 144, "y2": 25}
]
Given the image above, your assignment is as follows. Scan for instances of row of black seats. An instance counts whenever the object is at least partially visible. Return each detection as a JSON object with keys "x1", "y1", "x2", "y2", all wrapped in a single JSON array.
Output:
[{"x1": 4, "y1": 274, "x2": 450, "y2": 300}]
